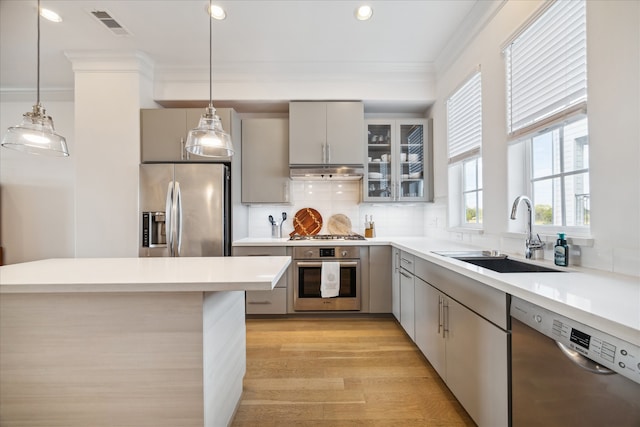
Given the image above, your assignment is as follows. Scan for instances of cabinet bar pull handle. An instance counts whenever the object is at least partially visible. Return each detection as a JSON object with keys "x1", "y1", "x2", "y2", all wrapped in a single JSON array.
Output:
[
  {"x1": 400, "y1": 271, "x2": 411, "y2": 279},
  {"x1": 247, "y1": 301, "x2": 272, "y2": 305},
  {"x1": 438, "y1": 296, "x2": 443, "y2": 334},
  {"x1": 443, "y1": 301, "x2": 449, "y2": 338}
]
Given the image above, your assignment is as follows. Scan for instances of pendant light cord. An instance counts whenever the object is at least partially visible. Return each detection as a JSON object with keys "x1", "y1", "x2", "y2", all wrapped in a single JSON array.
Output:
[
  {"x1": 37, "y1": 0, "x2": 41, "y2": 107},
  {"x1": 208, "y1": 0, "x2": 213, "y2": 109}
]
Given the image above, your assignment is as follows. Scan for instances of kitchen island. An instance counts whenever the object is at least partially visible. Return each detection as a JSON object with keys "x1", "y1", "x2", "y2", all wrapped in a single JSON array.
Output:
[{"x1": 0, "y1": 256, "x2": 290, "y2": 427}]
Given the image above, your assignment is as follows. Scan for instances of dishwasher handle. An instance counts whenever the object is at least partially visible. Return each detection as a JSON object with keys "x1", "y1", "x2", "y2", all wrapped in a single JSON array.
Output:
[{"x1": 555, "y1": 342, "x2": 616, "y2": 375}]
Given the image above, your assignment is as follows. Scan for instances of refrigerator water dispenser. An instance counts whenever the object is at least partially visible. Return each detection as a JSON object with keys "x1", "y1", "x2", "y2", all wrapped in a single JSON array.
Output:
[{"x1": 142, "y1": 211, "x2": 166, "y2": 247}]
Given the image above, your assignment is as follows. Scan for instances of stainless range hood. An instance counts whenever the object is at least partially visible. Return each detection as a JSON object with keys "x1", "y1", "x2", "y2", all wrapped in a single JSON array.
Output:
[{"x1": 289, "y1": 165, "x2": 363, "y2": 181}]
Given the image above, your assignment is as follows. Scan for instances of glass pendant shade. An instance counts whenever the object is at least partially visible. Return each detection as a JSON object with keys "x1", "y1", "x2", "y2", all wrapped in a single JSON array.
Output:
[
  {"x1": 185, "y1": 0, "x2": 233, "y2": 158},
  {"x1": 185, "y1": 106, "x2": 234, "y2": 157},
  {"x1": 2, "y1": 0, "x2": 68, "y2": 157},
  {"x1": 2, "y1": 104, "x2": 69, "y2": 157}
]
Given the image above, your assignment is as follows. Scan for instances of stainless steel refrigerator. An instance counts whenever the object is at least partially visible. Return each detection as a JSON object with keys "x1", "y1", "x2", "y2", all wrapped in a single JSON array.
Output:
[{"x1": 139, "y1": 163, "x2": 230, "y2": 257}]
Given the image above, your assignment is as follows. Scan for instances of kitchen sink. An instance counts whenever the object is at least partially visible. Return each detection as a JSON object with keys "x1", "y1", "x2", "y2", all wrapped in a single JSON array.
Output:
[{"x1": 433, "y1": 251, "x2": 564, "y2": 273}]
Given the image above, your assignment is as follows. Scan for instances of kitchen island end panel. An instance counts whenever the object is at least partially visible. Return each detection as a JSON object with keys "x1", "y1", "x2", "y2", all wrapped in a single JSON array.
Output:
[{"x1": 0, "y1": 290, "x2": 246, "y2": 427}]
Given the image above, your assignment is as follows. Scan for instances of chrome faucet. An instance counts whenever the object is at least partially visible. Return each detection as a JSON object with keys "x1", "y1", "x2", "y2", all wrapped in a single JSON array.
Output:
[{"x1": 510, "y1": 195, "x2": 544, "y2": 259}]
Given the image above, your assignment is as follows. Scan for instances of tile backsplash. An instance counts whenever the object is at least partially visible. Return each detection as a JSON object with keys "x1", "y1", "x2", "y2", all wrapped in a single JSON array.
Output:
[
  {"x1": 247, "y1": 180, "x2": 425, "y2": 238},
  {"x1": 245, "y1": 183, "x2": 639, "y2": 277}
]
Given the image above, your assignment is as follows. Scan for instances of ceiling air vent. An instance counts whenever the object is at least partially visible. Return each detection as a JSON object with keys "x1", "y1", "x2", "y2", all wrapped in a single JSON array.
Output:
[{"x1": 90, "y1": 10, "x2": 130, "y2": 36}]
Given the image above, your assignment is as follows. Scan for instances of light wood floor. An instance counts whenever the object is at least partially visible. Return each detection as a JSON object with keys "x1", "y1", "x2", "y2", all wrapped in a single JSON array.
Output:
[{"x1": 231, "y1": 316, "x2": 476, "y2": 426}]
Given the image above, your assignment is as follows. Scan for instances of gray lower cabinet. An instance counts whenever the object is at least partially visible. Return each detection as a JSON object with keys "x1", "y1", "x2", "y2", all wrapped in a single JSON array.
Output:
[
  {"x1": 398, "y1": 251, "x2": 416, "y2": 339},
  {"x1": 414, "y1": 258, "x2": 509, "y2": 427},
  {"x1": 391, "y1": 248, "x2": 401, "y2": 321},
  {"x1": 232, "y1": 246, "x2": 288, "y2": 314},
  {"x1": 414, "y1": 277, "x2": 445, "y2": 375},
  {"x1": 368, "y1": 246, "x2": 392, "y2": 313},
  {"x1": 399, "y1": 268, "x2": 415, "y2": 340},
  {"x1": 141, "y1": 108, "x2": 236, "y2": 162},
  {"x1": 241, "y1": 118, "x2": 290, "y2": 203}
]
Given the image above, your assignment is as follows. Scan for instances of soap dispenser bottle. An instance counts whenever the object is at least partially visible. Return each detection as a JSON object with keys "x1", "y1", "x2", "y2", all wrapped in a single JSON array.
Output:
[{"x1": 554, "y1": 233, "x2": 569, "y2": 266}]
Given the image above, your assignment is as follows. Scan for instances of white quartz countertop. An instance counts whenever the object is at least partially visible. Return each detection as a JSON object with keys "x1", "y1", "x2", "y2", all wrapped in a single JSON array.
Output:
[
  {"x1": 234, "y1": 236, "x2": 640, "y2": 346},
  {"x1": 0, "y1": 256, "x2": 291, "y2": 294},
  {"x1": 233, "y1": 237, "x2": 388, "y2": 246}
]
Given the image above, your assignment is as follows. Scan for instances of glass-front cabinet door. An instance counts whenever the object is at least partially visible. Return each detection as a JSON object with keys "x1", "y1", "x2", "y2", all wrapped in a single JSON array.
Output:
[
  {"x1": 365, "y1": 119, "x2": 432, "y2": 202},
  {"x1": 365, "y1": 123, "x2": 393, "y2": 200}
]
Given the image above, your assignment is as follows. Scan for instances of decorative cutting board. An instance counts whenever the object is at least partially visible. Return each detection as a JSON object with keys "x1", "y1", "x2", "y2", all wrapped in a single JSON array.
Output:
[
  {"x1": 291, "y1": 208, "x2": 323, "y2": 236},
  {"x1": 327, "y1": 214, "x2": 353, "y2": 235}
]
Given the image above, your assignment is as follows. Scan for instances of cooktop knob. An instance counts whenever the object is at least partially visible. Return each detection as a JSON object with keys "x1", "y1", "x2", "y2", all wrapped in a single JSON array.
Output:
[{"x1": 341, "y1": 250, "x2": 348, "y2": 257}]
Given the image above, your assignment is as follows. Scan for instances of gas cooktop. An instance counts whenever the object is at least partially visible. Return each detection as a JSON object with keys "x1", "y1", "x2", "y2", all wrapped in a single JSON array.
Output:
[{"x1": 289, "y1": 234, "x2": 366, "y2": 241}]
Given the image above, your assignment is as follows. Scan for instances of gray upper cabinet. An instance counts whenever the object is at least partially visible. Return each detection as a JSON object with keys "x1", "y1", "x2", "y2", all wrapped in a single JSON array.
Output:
[
  {"x1": 140, "y1": 108, "x2": 234, "y2": 162},
  {"x1": 289, "y1": 101, "x2": 364, "y2": 165},
  {"x1": 364, "y1": 118, "x2": 433, "y2": 202},
  {"x1": 241, "y1": 118, "x2": 290, "y2": 204}
]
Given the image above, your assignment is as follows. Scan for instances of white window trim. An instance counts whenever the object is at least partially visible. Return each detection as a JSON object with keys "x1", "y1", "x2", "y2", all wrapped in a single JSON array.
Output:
[
  {"x1": 447, "y1": 70, "x2": 483, "y2": 230},
  {"x1": 508, "y1": 114, "x2": 591, "y2": 236},
  {"x1": 505, "y1": 0, "x2": 590, "y2": 235}
]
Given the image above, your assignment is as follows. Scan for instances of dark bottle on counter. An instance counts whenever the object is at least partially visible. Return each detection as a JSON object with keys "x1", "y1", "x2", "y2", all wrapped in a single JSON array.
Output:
[{"x1": 554, "y1": 233, "x2": 569, "y2": 266}]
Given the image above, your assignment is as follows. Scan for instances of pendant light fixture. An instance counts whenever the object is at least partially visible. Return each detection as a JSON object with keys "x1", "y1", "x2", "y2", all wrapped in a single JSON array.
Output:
[
  {"x1": 1, "y1": 0, "x2": 69, "y2": 157},
  {"x1": 184, "y1": 0, "x2": 233, "y2": 158}
]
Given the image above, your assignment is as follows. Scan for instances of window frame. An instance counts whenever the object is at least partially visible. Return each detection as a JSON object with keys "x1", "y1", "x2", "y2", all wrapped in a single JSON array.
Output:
[
  {"x1": 446, "y1": 70, "x2": 483, "y2": 230},
  {"x1": 504, "y1": 0, "x2": 590, "y2": 235},
  {"x1": 462, "y1": 156, "x2": 483, "y2": 226},
  {"x1": 510, "y1": 115, "x2": 590, "y2": 234}
]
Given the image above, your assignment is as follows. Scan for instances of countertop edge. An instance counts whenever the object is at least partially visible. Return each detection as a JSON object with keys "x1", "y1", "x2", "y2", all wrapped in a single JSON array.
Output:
[{"x1": 0, "y1": 257, "x2": 291, "y2": 294}]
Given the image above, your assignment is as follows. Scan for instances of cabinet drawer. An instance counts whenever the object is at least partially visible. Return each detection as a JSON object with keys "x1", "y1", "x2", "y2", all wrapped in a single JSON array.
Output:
[
  {"x1": 399, "y1": 251, "x2": 415, "y2": 274},
  {"x1": 246, "y1": 288, "x2": 287, "y2": 314},
  {"x1": 233, "y1": 246, "x2": 287, "y2": 256},
  {"x1": 415, "y1": 258, "x2": 508, "y2": 330}
]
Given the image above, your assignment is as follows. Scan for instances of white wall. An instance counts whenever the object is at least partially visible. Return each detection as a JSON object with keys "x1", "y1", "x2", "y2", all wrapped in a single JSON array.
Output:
[
  {"x1": 70, "y1": 52, "x2": 157, "y2": 258},
  {"x1": 0, "y1": 100, "x2": 76, "y2": 264},
  {"x1": 427, "y1": 0, "x2": 640, "y2": 276}
]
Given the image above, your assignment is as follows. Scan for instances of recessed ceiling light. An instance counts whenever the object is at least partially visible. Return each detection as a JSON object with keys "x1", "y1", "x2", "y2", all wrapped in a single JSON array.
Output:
[
  {"x1": 208, "y1": 4, "x2": 226, "y2": 20},
  {"x1": 40, "y1": 7, "x2": 62, "y2": 22},
  {"x1": 355, "y1": 5, "x2": 373, "y2": 21}
]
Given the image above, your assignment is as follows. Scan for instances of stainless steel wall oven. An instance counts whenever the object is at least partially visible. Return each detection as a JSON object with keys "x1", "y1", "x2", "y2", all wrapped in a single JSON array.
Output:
[{"x1": 293, "y1": 246, "x2": 361, "y2": 311}]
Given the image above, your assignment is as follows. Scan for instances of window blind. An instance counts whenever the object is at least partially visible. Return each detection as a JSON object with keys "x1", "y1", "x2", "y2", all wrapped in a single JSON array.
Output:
[
  {"x1": 505, "y1": 0, "x2": 587, "y2": 138},
  {"x1": 447, "y1": 71, "x2": 482, "y2": 163}
]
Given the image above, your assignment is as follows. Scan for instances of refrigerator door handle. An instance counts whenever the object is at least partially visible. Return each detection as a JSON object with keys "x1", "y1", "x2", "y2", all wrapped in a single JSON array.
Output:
[
  {"x1": 165, "y1": 181, "x2": 174, "y2": 257},
  {"x1": 175, "y1": 181, "x2": 183, "y2": 257}
]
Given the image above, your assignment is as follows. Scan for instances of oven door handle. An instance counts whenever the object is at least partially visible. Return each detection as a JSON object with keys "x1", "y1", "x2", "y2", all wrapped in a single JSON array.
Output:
[{"x1": 295, "y1": 261, "x2": 358, "y2": 267}]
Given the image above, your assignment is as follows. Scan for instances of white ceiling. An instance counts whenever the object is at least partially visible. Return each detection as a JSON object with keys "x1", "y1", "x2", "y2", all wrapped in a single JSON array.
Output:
[{"x1": 0, "y1": 0, "x2": 498, "y2": 112}]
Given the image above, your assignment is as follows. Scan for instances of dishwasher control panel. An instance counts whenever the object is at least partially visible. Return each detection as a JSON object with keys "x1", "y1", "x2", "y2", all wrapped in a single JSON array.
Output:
[{"x1": 511, "y1": 297, "x2": 640, "y2": 385}]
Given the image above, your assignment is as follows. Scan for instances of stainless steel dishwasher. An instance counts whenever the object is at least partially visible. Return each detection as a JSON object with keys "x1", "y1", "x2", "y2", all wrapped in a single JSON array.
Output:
[{"x1": 511, "y1": 297, "x2": 640, "y2": 426}]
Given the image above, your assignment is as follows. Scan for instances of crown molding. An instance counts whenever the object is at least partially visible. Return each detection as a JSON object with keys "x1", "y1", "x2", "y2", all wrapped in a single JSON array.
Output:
[
  {"x1": 435, "y1": 0, "x2": 507, "y2": 75},
  {"x1": 64, "y1": 50, "x2": 155, "y2": 82}
]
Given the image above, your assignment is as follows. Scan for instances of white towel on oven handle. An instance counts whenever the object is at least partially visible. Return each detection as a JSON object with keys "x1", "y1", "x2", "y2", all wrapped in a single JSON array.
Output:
[{"x1": 321, "y1": 261, "x2": 340, "y2": 298}]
